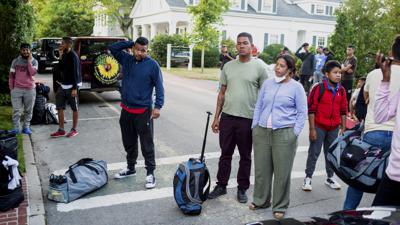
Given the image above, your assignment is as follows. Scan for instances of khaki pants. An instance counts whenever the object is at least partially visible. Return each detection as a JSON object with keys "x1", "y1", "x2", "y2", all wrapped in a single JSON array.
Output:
[
  {"x1": 252, "y1": 126, "x2": 297, "y2": 212},
  {"x1": 11, "y1": 88, "x2": 36, "y2": 129}
]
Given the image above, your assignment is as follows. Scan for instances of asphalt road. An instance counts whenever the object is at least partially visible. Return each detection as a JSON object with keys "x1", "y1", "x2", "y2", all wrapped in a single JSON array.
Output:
[{"x1": 30, "y1": 72, "x2": 375, "y2": 225}]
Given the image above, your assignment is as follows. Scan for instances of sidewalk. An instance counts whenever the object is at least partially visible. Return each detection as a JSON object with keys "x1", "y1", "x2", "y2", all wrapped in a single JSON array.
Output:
[{"x1": 0, "y1": 177, "x2": 28, "y2": 225}]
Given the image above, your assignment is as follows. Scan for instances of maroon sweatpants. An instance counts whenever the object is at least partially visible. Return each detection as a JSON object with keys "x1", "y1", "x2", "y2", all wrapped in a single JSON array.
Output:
[{"x1": 216, "y1": 113, "x2": 252, "y2": 190}]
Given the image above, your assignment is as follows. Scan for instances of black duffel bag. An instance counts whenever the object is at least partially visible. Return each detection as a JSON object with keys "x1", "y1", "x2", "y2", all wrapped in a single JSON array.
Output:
[
  {"x1": 0, "y1": 130, "x2": 18, "y2": 160},
  {"x1": 0, "y1": 187, "x2": 24, "y2": 212}
]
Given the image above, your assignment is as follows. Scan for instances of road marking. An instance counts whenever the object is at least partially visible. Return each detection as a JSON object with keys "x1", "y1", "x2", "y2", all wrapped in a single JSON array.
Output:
[
  {"x1": 65, "y1": 116, "x2": 119, "y2": 122},
  {"x1": 53, "y1": 146, "x2": 309, "y2": 175},
  {"x1": 56, "y1": 169, "x2": 325, "y2": 212}
]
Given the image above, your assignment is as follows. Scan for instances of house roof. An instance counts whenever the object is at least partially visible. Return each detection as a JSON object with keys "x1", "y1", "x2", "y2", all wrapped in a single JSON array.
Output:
[{"x1": 165, "y1": 0, "x2": 338, "y2": 21}]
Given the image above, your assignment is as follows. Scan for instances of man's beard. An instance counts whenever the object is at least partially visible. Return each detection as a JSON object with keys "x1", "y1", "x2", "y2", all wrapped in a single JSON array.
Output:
[{"x1": 21, "y1": 54, "x2": 29, "y2": 59}]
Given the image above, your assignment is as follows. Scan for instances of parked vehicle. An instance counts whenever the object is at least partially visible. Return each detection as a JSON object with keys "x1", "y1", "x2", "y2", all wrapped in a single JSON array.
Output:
[
  {"x1": 245, "y1": 207, "x2": 400, "y2": 225},
  {"x1": 32, "y1": 38, "x2": 62, "y2": 73},
  {"x1": 52, "y1": 36, "x2": 127, "y2": 93}
]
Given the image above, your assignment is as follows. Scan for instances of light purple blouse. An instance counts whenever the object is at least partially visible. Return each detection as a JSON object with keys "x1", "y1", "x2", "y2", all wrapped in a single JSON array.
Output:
[{"x1": 374, "y1": 81, "x2": 400, "y2": 182}]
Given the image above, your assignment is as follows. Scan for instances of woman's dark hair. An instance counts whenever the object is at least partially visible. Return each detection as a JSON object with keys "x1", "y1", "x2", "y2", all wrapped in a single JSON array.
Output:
[
  {"x1": 392, "y1": 35, "x2": 400, "y2": 60},
  {"x1": 275, "y1": 54, "x2": 296, "y2": 75},
  {"x1": 322, "y1": 60, "x2": 341, "y2": 74}
]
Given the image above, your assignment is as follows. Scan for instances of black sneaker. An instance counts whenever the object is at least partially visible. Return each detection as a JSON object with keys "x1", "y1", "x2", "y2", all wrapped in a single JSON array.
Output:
[
  {"x1": 208, "y1": 185, "x2": 227, "y2": 199},
  {"x1": 237, "y1": 188, "x2": 248, "y2": 203},
  {"x1": 114, "y1": 168, "x2": 136, "y2": 179}
]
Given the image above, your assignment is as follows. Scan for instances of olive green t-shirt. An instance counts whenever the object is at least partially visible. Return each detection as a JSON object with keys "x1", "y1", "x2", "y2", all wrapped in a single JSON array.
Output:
[{"x1": 220, "y1": 58, "x2": 269, "y2": 119}]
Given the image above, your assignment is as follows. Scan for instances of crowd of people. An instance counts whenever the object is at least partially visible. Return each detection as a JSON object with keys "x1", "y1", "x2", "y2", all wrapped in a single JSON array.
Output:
[
  {"x1": 7, "y1": 30, "x2": 400, "y2": 219},
  {"x1": 215, "y1": 32, "x2": 400, "y2": 218}
]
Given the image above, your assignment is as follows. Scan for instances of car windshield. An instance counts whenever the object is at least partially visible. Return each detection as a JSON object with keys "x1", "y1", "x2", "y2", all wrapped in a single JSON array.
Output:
[
  {"x1": 79, "y1": 39, "x2": 118, "y2": 60},
  {"x1": 42, "y1": 39, "x2": 61, "y2": 51}
]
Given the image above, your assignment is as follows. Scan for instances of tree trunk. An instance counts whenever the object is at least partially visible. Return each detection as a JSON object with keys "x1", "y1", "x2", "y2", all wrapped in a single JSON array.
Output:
[{"x1": 201, "y1": 46, "x2": 205, "y2": 73}]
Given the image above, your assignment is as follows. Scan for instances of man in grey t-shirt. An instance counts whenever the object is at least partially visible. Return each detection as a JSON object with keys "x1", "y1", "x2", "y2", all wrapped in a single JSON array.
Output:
[{"x1": 208, "y1": 32, "x2": 269, "y2": 203}]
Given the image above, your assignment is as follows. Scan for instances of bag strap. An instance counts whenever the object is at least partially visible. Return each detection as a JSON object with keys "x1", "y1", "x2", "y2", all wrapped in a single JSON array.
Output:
[
  {"x1": 67, "y1": 158, "x2": 95, "y2": 183},
  {"x1": 184, "y1": 161, "x2": 202, "y2": 204},
  {"x1": 199, "y1": 168, "x2": 211, "y2": 202},
  {"x1": 83, "y1": 164, "x2": 99, "y2": 175},
  {"x1": 317, "y1": 82, "x2": 325, "y2": 103}
]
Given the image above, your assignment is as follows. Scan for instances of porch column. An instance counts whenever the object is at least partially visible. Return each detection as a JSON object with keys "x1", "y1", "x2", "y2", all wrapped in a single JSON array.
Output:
[
  {"x1": 150, "y1": 23, "x2": 157, "y2": 40},
  {"x1": 169, "y1": 20, "x2": 177, "y2": 35}
]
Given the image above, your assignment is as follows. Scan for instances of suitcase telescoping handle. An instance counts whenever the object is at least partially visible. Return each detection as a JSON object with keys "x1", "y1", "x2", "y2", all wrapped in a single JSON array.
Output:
[{"x1": 200, "y1": 111, "x2": 213, "y2": 162}]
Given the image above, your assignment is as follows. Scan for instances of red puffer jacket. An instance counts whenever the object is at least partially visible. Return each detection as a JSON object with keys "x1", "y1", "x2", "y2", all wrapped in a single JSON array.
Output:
[{"x1": 308, "y1": 80, "x2": 348, "y2": 131}]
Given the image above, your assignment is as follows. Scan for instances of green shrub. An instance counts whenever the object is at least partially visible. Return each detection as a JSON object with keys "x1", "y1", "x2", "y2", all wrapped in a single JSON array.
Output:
[
  {"x1": 0, "y1": 93, "x2": 11, "y2": 106},
  {"x1": 261, "y1": 44, "x2": 285, "y2": 64},
  {"x1": 150, "y1": 34, "x2": 189, "y2": 67},
  {"x1": 221, "y1": 38, "x2": 237, "y2": 55},
  {"x1": 193, "y1": 47, "x2": 220, "y2": 68}
]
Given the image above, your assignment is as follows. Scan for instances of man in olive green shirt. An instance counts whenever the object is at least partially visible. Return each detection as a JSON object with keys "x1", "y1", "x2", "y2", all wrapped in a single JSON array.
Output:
[{"x1": 208, "y1": 32, "x2": 269, "y2": 203}]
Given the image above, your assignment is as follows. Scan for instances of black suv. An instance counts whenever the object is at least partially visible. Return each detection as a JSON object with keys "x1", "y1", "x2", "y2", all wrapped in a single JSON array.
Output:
[{"x1": 32, "y1": 38, "x2": 62, "y2": 73}]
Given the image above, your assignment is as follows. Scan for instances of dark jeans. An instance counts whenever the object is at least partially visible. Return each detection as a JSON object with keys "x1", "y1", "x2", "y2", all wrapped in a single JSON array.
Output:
[
  {"x1": 343, "y1": 130, "x2": 393, "y2": 210},
  {"x1": 305, "y1": 126, "x2": 338, "y2": 178},
  {"x1": 341, "y1": 80, "x2": 353, "y2": 106},
  {"x1": 300, "y1": 74, "x2": 312, "y2": 93},
  {"x1": 216, "y1": 113, "x2": 252, "y2": 190},
  {"x1": 119, "y1": 109, "x2": 155, "y2": 175},
  {"x1": 372, "y1": 172, "x2": 400, "y2": 207}
]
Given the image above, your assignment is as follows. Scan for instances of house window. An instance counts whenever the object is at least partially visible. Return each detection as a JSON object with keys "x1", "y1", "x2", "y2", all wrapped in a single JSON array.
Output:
[
  {"x1": 262, "y1": 0, "x2": 273, "y2": 12},
  {"x1": 269, "y1": 34, "x2": 279, "y2": 45},
  {"x1": 222, "y1": 30, "x2": 227, "y2": 40},
  {"x1": 316, "y1": 5, "x2": 324, "y2": 14},
  {"x1": 317, "y1": 36, "x2": 326, "y2": 46}
]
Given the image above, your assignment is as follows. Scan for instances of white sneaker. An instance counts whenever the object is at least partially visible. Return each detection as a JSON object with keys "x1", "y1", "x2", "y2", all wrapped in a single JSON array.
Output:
[
  {"x1": 325, "y1": 177, "x2": 341, "y2": 190},
  {"x1": 145, "y1": 174, "x2": 156, "y2": 189},
  {"x1": 302, "y1": 177, "x2": 312, "y2": 191},
  {"x1": 114, "y1": 168, "x2": 136, "y2": 179}
]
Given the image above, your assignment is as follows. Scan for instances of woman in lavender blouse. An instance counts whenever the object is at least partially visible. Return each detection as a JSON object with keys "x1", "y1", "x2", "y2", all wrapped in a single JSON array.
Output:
[{"x1": 249, "y1": 54, "x2": 308, "y2": 219}]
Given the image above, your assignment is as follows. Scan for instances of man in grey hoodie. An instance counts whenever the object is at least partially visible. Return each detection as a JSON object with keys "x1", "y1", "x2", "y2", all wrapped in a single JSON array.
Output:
[{"x1": 8, "y1": 43, "x2": 38, "y2": 135}]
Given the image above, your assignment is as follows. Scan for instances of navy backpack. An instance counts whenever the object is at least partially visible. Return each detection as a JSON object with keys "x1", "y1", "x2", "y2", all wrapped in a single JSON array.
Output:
[{"x1": 173, "y1": 112, "x2": 212, "y2": 215}]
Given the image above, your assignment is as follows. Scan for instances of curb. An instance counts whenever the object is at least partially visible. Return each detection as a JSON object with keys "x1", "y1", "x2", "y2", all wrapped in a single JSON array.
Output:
[{"x1": 23, "y1": 135, "x2": 46, "y2": 225}]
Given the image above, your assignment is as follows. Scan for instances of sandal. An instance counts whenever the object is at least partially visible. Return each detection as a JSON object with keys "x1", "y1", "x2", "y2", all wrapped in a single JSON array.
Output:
[
  {"x1": 249, "y1": 202, "x2": 269, "y2": 210},
  {"x1": 273, "y1": 211, "x2": 285, "y2": 219}
]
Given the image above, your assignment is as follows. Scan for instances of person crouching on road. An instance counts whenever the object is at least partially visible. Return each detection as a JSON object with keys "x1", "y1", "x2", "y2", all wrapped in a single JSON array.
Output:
[
  {"x1": 250, "y1": 54, "x2": 307, "y2": 219},
  {"x1": 108, "y1": 37, "x2": 164, "y2": 189},
  {"x1": 302, "y1": 60, "x2": 347, "y2": 192},
  {"x1": 9, "y1": 43, "x2": 38, "y2": 135},
  {"x1": 50, "y1": 37, "x2": 82, "y2": 138}
]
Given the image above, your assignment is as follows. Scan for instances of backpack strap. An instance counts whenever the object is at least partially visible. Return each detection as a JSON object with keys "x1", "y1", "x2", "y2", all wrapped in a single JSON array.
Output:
[
  {"x1": 199, "y1": 168, "x2": 211, "y2": 202},
  {"x1": 317, "y1": 82, "x2": 325, "y2": 103},
  {"x1": 184, "y1": 161, "x2": 202, "y2": 204}
]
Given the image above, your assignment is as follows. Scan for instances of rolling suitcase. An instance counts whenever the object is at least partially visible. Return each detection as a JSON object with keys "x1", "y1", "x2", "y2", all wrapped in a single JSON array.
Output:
[{"x1": 173, "y1": 112, "x2": 212, "y2": 215}]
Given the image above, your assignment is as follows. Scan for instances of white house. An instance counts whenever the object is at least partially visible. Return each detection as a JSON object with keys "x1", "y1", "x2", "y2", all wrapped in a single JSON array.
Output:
[
  {"x1": 129, "y1": 0, "x2": 341, "y2": 51},
  {"x1": 93, "y1": 3, "x2": 125, "y2": 37}
]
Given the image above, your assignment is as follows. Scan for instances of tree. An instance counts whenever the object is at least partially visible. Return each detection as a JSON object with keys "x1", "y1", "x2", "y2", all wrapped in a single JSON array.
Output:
[
  {"x1": 32, "y1": 0, "x2": 95, "y2": 38},
  {"x1": 188, "y1": 0, "x2": 229, "y2": 72},
  {"x1": 0, "y1": 0, "x2": 35, "y2": 105},
  {"x1": 101, "y1": 0, "x2": 136, "y2": 38},
  {"x1": 329, "y1": 0, "x2": 399, "y2": 79}
]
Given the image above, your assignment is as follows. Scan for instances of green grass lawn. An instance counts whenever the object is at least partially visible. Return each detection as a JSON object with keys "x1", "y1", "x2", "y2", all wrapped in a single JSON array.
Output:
[
  {"x1": 161, "y1": 67, "x2": 220, "y2": 81},
  {"x1": 0, "y1": 106, "x2": 25, "y2": 173}
]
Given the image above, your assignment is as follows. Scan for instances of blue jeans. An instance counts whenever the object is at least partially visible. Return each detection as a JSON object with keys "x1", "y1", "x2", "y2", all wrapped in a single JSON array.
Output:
[{"x1": 343, "y1": 130, "x2": 393, "y2": 210}]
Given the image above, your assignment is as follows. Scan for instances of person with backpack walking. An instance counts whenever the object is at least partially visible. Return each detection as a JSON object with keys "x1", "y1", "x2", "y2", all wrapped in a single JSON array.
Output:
[
  {"x1": 9, "y1": 43, "x2": 38, "y2": 135},
  {"x1": 208, "y1": 32, "x2": 269, "y2": 204},
  {"x1": 250, "y1": 54, "x2": 307, "y2": 219},
  {"x1": 372, "y1": 36, "x2": 400, "y2": 206},
  {"x1": 108, "y1": 37, "x2": 164, "y2": 189},
  {"x1": 302, "y1": 60, "x2": 348, "y2": 192}
]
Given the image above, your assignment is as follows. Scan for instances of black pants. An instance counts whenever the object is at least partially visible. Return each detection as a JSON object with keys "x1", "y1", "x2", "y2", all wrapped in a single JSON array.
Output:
[
  {"x1": 216, "y1": 113, "x2": 252, "y2": 190},
  {"x1": 300, "y1": 74, "x2": 312, "y2": 94},
  {"x1": 119, "y1": 109, "x2": 155, "y2": 175},
  {"x1": 372, "y1": 173, "x2": 400, "y2": 207},
  {"x1": 341, "y1": 80, "x2": 353, "y2": 106}
]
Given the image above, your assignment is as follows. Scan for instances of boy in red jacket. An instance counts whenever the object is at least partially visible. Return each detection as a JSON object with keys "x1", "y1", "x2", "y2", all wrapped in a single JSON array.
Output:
[{"x1": 302, "y1": 60, "x2": 347, "y2": 191}]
